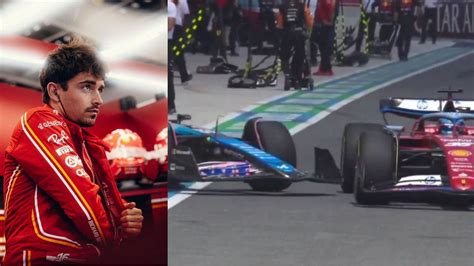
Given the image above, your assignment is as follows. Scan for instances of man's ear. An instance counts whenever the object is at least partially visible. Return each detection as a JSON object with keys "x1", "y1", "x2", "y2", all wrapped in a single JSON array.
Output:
[{"x1": 47, "y1": 82, "x2": 61, "y2": 102}]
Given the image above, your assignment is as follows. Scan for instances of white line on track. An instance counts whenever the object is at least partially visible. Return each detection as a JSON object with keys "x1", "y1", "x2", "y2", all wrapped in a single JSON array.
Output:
[
  {"x1": 168, "y1": 182, "x2": 211, "y2": 209},
  {"x1": 168, "y1": 47, "x2": 474, "y2": 210}
]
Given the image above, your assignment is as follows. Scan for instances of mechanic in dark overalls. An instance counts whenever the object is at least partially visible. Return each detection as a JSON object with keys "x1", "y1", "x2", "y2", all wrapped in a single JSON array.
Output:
[
  {"x1": 395, "y1": 0, "x2": 417, "y2": 61},
  {"x1": 209, "y1": 0, "x2": 228, "y2": 61},
  {"x1": 277, "y1": 0, "x2": 312, "y2": 90},
  {"x1": 256, "y1": 0, "x2": 277, "y2": 52},
  {"x1": 419, "y1": 0, "x2": 438, "y2": 44},
  {"x1": 223, "y1": 0, "x2": 242, "y2": 56}
]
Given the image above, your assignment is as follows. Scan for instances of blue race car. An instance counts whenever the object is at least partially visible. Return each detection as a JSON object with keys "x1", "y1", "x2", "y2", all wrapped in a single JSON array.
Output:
[{"x1": 169, "y1": 115, "x2": 339, "y2": 192}]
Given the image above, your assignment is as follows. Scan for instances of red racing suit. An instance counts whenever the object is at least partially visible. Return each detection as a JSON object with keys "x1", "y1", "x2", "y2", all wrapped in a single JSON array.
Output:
[{"x1": 3, "y1": 105, "x2": 125, "y2": 265}]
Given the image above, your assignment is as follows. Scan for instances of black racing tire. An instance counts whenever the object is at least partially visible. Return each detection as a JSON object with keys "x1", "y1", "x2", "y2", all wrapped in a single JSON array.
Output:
[
  {"x1": 446, "y1": 198, "x2": 472, "y2": 209},
  {"x1": 242, "y1": 118, "x2": 296, "y2": 191},
  {"x1": 354, "y1": 131, "x2": 395, "y2": 205},
  {"x1": 169, "y1": 123, "x2": 176, "y2": 151},
  {"x1": 340, "y1": 123, "x2": 384, "y2": 193}
]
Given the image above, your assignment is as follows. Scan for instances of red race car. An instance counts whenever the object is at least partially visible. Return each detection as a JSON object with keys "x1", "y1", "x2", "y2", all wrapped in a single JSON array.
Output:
[{"x1": 341, "y1": 90, "x2": 474, "y2": 206}]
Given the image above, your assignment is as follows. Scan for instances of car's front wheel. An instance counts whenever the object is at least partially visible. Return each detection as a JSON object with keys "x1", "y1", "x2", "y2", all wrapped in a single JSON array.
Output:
[
  {"x1": 354, "y1": 131, "x2": 395, "y2": 205},
  {"x1": 340, "y1": 123, "x2": 384, "y2": 193},
  {"x1": 242, "y1": 118, "x2": 295, "y2": 192}
]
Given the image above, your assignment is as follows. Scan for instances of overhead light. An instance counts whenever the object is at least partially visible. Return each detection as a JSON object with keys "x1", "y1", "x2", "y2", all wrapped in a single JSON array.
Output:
[
  {"x1": 0, "y1": 46, "x2": 45, "y2": 68},
  {"x1": 106, "y1": 70, "x2": 167, "y2": 96},
  {"x1": 0, "y1": 0, "x2": 80, "y2": 35},
  {"x1": 33, "y1": 24, "x2": 42, "y2": 32},
  {"x1": 100, "y1": 15, "x2": 166, "y2": 61}
]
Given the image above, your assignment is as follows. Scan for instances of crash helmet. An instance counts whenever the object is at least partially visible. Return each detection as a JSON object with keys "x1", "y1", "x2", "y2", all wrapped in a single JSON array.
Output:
[
  {"x1": 454, "y1": 119, "x2": 466, "y2": 134},
  {"x1": 438, "y1": 118, "x2": 454, "y2": 135},
  {"x1": 154, "y1": 127, "x2": 168, "y2": 165},
  {"x1": 143, "y1": 128, "x2": 169, "y2": 182},
  {"x1": 103, "y1": 129, "x2": 147, "y2": 180}
]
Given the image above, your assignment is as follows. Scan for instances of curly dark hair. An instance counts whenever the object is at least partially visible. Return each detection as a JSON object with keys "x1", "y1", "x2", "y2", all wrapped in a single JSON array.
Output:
[{"x1": 39, "y1": 38, "x2": 106, "y2": 103}]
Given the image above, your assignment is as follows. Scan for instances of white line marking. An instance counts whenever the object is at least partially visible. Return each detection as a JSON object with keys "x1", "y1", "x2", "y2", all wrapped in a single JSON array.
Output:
[{"x1": 168, "y1": 182, "x2": 212, "y2": 209}]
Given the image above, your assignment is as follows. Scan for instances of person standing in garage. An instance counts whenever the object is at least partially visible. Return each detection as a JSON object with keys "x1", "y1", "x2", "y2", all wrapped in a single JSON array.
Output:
[
  {"x1": 173, "y1": 0, "x2": 193, "y2": 84},
  {"x1": 395, "y1": 0, "x2": 418, "y2": 61},
  {"x1": 419, "y1": 0, "x2": 437, "y2": 44},
  {"x1": 256, "y1": 0, "x2": 277, "y2": 53},
  {"x1": 277, "y1": 0, "x2": 313, "y2": 90},
  {"x1": 313, "y1": 0, "x2": 336, "y2": 75},
  {"x1": 2, "y1": 39, "x2": 143, "y2": 265},
  {"x1": 168, "y1": 0, "x2": 177, "y2": 114},
  {"x1": 355, "y1": 0, "x2": 378, "y2": 53}
]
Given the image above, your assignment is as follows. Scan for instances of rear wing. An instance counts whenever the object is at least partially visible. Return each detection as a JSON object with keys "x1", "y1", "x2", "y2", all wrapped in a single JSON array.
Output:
[{"x1": 379, "y1": 98, "x2": 474, "y2": 121}]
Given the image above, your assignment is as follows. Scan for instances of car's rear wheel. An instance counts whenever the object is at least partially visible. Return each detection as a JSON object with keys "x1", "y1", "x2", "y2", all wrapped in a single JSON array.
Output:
[
  {"x1": 340, "y1": 123, "x2": 384, "y2": 193},
  {"x1": 167, "y1": 123, "x2": 177, "y2": 185},
  {"x1": 168, "y1": 123, "x2": 177, "y2": 152},
  {"x1": 354, "y1": 131, "x2": 395, "y2": 205},
  {"x1": 242, "y1": 118, "x2": 295, "y2": 192}
]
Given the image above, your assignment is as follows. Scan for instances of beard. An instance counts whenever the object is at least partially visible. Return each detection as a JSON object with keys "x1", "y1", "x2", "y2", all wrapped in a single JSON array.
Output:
[{"x1": 77, "y1": 113, "x2": 98, "y2": 127}]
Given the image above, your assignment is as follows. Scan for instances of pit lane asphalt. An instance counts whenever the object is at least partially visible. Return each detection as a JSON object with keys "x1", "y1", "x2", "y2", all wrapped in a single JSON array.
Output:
[{"x1": 169, "y1": 54, "x2": 474, "y2": 266}]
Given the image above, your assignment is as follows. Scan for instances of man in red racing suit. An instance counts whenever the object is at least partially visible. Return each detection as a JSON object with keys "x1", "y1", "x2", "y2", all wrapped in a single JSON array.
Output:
[{"x1": 3, "y1": 39, "x2": 143, "y2": 265}]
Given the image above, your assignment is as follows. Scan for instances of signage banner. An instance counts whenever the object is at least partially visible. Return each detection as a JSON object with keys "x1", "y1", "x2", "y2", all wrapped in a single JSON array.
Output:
[{"x1": 435, "y1": 0, "x2": 474, "y2": 38}]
